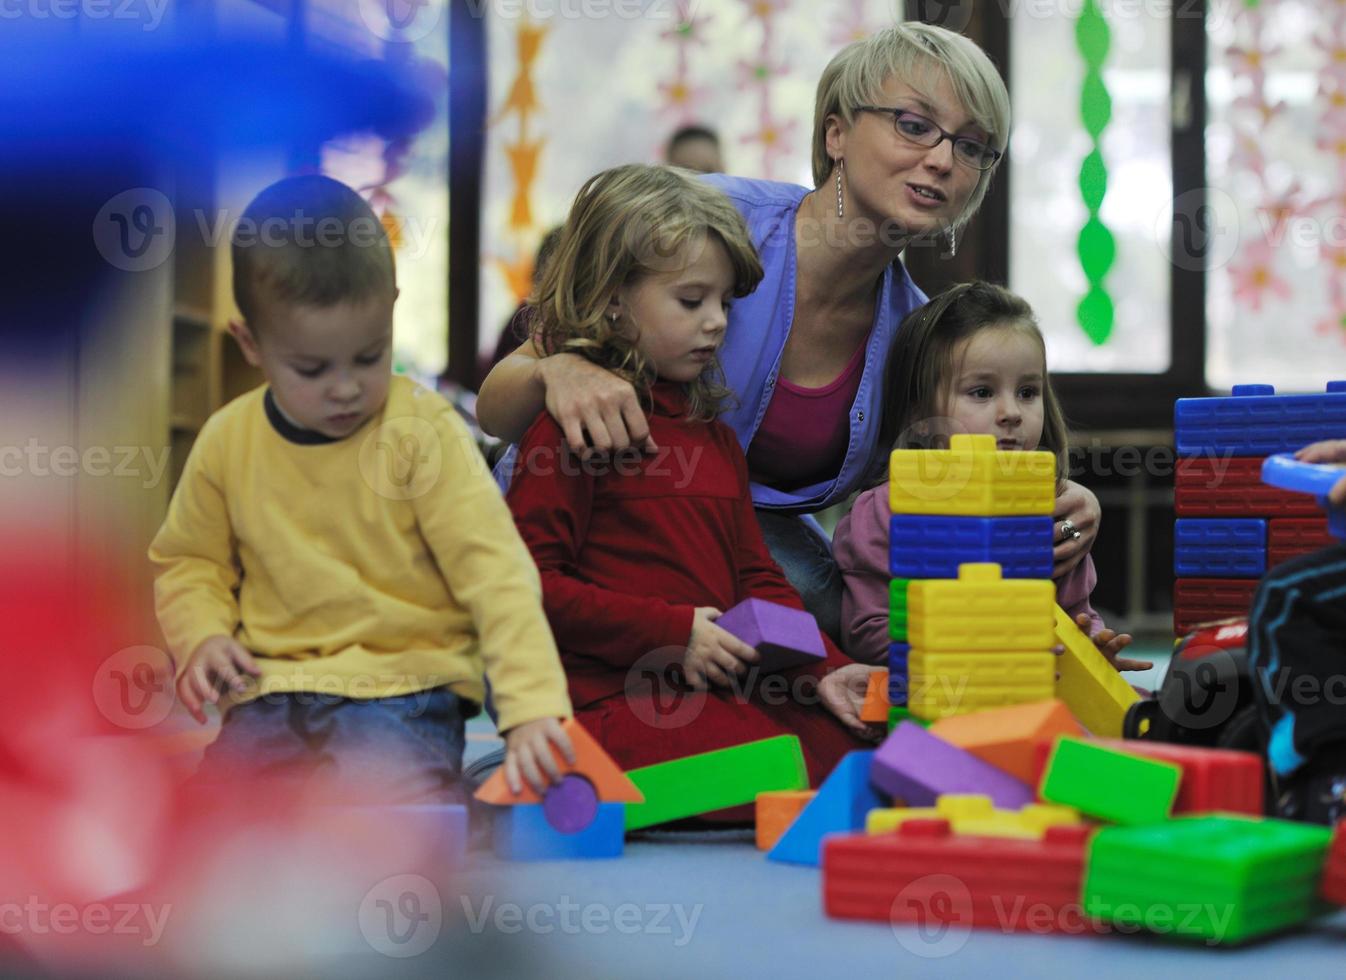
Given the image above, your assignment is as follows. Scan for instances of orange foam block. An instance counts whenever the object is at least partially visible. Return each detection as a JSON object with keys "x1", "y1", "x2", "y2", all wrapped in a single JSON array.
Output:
[
  {"x1": 474, "y1": 718, "x2": 644, "y2": 805},
  {"x1": 860, "y1": 669, "x2": 890, "y2": 723},
  {"x1": 928, "y1": 699, "x2": 1083, "y2": 784},
  {"x1": 755, "y1": 790, "x2": 816, "y2": 850}
]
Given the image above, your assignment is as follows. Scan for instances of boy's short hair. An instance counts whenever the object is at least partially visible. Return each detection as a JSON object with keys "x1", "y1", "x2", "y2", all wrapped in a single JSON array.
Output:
[{"x1": 231, "y1": 175, "x2": 396, "y2": 327}]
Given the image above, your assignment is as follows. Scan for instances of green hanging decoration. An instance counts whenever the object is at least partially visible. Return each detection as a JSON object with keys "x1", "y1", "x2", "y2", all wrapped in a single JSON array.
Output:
[{"x1": 1075, "y1": 0, "x2": 1115, "y2": 346}]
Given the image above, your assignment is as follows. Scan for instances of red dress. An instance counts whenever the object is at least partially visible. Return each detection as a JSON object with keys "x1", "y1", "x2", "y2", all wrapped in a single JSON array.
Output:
[{"x1": 506, "y1": 381, "x2": 867, "y2": 794}]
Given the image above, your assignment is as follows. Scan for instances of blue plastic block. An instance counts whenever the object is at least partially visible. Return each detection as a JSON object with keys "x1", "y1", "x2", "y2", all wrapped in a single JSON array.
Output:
[
  {"x1": 889, "y1": 643, "x2": 910, "y2": 707},
  {"x1": 767, "y1": 751, "x2": 885, "y2": 866},
  {"x1": 1175, "y1": 383, "x2": 1346, "y2": 456},
  {"x1": 1263, "y1": 453, "x2": 1346, "y2": 539},
  {"x1": 492, "y1": 803, "x2": 625, "y2": 861},
  {"x1": 1174, "y1": 518, "x2": 1267, "y2": 577},
  {"x1": 889, "y1": 515, "x2": 1054, "y2": 579}
]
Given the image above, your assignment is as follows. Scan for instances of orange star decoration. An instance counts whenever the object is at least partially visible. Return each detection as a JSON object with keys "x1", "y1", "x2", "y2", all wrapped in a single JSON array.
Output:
[
  {"x1": 505, "y1": 140, "x2": 544, "y2": 230},
  {"x1": 380, "y1": 209, "x2": 403, "y2": 252},
  {"x1": 495, "y1": 25, "x2": 548, "y2": 124},
  {"x1": 495, "y1": 251, "x2": 536, "y2": 305}
]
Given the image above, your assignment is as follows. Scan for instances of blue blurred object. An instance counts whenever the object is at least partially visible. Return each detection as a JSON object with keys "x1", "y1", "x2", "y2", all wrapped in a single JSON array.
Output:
[
  {"x1": 1175, "y1": 383, "x2": 1346, "y2": 456},
  {"x1": 888, "y1": 642, "x2": 910, "y2": 706},
  {"x1": 492, "y1": 803, "x2": 625, "y2": 861},
  {"x1": 1262, "y1": 454, "x2": 1346, "y2": 540},
  {"x1": 889, "y1": 514, "x2": 1053, "y2": 579},
  {"x1": 1174, "y1": 518, "x2": 1267, "y2": 578}
]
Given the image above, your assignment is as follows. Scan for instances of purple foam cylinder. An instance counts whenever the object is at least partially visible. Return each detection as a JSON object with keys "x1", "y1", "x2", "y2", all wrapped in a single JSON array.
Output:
[
  {"x1": 542, "y1": 775, "x2": 600, "y2": 834},
  {"x1": 870, "y1": 721, "x2": 1034, "y2": 809},
  {"x1": 714, "y1": 598, "x2": 827, "y2": 673}
]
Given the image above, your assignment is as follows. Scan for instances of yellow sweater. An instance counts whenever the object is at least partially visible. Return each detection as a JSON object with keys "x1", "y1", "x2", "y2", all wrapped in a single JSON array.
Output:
[{"x1": 148, "y1": 376, "x2": 571, "y2": 732}]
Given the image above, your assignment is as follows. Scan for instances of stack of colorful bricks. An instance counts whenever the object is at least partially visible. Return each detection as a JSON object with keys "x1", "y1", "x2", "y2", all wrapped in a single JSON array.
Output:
[
  {"x1": 887, "y1": 434, "x2": 1058, "y2": 723},
  {"x1": 1173, "y1": 382, "x2": 1346, "y2": 636}
]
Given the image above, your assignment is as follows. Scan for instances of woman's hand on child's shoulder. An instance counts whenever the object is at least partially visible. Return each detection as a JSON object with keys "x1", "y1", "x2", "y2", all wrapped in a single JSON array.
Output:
[
  {"x1": 682, "y1": 607, "x2": 759, "y2": 691},
  {"x1": 539, "y1": 352, "x2": 658, "y2": 458},
  {"x1": 503, "y1": 717, "x2": 577, "y2": 796},
  {"x1": 817, "y1": 664, "x2": 885, "y2": 742},
  {"x1": 177, "y1": 635, "x2": 261, "y2": 724}
]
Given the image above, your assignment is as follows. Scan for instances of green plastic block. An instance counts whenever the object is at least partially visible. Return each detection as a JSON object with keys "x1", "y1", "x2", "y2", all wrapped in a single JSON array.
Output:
[
  {"x1": 1039, "y1": 736, "x2": 1179, "y2": 824},
  {"x1": 623, "y1": 735, "x2": 808, "y2": 830},
  {"x1": 1083, "y1": 815, "x2": 1333, "y2": 944},
  {"x1": 888, "y1": 578, "x2": 910, "y2": 642},
  {"x1": 887, "y1": 706, "x2": 931, "y2": 731}
]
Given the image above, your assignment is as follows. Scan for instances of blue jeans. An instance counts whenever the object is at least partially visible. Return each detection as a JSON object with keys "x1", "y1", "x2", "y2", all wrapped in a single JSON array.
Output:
[
  {"x1": 754, "y1": 508, "x2": 843, "y2": 644},
  {"x1": 192, "y1": 688, "x2": 472, "y2": 805}
]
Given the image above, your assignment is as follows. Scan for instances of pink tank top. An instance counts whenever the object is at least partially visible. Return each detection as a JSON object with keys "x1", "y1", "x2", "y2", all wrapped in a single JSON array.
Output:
[{"x1": 746, "y1": 336, "x2": 868, "y2": 491}]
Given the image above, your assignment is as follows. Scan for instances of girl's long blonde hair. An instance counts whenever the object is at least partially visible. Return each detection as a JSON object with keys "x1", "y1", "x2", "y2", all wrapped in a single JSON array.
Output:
[{"x1": 533, "y1": 164, "x2": 764, "y2": 422}]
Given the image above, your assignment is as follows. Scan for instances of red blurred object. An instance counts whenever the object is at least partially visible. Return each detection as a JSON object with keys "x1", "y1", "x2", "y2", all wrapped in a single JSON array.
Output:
[
  {"x1": 1323, "y1": 823, "x2": 1346, "y2": 906},
  {"x1": 1175, "y1": 456, "x2": 1321, "y2": 518},
  {"x1": 1173, "y1": 578, "x2": 1258, "y2": 635},
  {"x1": 1268, "y1": 517, "x2": 1335, "y2": 568},
  {"x1": 823, "y1": 819, "x2": 1103, "y2": 933}
]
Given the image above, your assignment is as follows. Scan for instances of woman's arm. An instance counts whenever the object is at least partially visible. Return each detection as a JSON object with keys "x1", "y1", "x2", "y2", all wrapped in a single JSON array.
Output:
[
  {"x1": 477, "y1": 340, "x2": 657, "y2": 455},
  {"x1": 1053, "y1": 480, "x2": 1102, "y2": 578}
]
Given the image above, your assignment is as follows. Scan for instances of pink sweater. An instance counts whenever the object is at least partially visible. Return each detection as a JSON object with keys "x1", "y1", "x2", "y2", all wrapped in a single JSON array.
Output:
[{"x1": 833, "y1": 484, "x2": 1106, "y2": 664}]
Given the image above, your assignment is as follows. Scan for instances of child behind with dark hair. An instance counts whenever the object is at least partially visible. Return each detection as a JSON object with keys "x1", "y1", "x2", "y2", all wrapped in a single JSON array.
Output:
[
  {"x1": 833, "y1": 281, "x2": 1149, "y2": 672},
  {"x1": 151, "y1": 174, "x2": 573, "y2": 802}
]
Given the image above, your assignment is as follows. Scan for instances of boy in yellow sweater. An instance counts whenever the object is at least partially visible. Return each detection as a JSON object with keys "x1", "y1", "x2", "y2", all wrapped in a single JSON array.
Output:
[{"x1": 149, "y1": 175, "x2": 573, "y2": 802}]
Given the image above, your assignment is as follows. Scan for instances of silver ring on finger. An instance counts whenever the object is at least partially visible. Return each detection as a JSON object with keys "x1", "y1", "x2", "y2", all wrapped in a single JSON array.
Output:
[{"x1": 1059, "y1": 518, "x2": 1082, "y2": 542}]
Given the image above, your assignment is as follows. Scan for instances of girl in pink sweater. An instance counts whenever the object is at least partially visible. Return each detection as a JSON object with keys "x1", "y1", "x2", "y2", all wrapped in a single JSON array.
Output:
[{"x1": 833, "y1": 281, "x2": 1150, "y2": 672}]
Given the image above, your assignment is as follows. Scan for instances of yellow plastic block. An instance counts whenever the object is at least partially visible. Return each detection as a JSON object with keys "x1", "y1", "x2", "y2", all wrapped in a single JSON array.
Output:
[
  {"x1": 1053, "y1": 604, "x2": 1141, "y2": 737},
  {"x1": 928, "y1": 699, "x2": 1084, "y2": 784},
  {"x1": 889, "y1": 434, "x2": 1056, "y2": 516},
  {"x1": 907, "y1": 650, "x2": 1056, "y2": 720},
  {"x1": 865, "y1": 794, "x2": 1082, "y2": 839},
  {"x1": 907, "y1": 565, "x2": 1055, "y2": 651}
]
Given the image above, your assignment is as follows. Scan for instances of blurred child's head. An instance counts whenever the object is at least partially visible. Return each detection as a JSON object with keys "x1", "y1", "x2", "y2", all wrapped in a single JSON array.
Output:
[
  {"x1": 229, "y1": 175, "x2": 397, "y2": 439},
  {"x1": 534, "y1": 164, "x2": 762, "y2": 422},
  {"x1": 877, "y1": 280, "x2": 1067, "y2": 480}
]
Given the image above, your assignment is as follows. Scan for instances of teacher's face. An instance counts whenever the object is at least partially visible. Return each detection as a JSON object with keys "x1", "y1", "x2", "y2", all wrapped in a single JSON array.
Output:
[{"x1": 831, "y1": 72, "x2": 987, "y2": 239}]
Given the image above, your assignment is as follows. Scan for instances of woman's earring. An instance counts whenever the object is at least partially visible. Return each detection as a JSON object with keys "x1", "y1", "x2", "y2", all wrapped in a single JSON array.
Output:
[
  {"x1": 835, "y1": 159, "x2": 844, "y2": 219},
  {"x1": 942, "y1": 223, "x2": 958, "y2": 259}
]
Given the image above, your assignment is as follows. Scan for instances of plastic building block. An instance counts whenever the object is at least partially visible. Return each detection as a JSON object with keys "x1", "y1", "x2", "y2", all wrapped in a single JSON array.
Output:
[
  {"x1": 768, "y1": 751, "x2": 888, "y2": 866},
  {"x1": 866, "y1": 794, "x2": 1081, "y2": 839},
  {"x1": 1083, "y1": 814, "x2": 1334, "y2": 944},
  {"x1": 889, "y1": 515, "x2": 1053, "y2": 579},
  {"x1": 824, "y1": 819, "x2": 1102, "y2": 932},
  {"x1": 475, "y1": 718, "x2": 644, "y2": 806},
  {"x1": 908, "y1": 650, "x2": 1055, "y2": 720},
  {"x1": 623, "y1": 735, "x2": 808, "y2": 830},
  {"x1": 929, "y1": 699, "x2": 1083, "y2": 784},
  {"x1": 1322, "y1": 822, "x2": 1346, "y2": 905},
  {"x1": 1263, "y1": 452, "x2": 1346, "y2": 538},
  {"x1": 907, "y1": 564, "x2": 1056, "y2": 651},
  {"x1": 1052, "y1": 605, "x2": 1141, "y2": 737},
  {"x1": 1091, "y1": 740, "x2": 1264, "y2": 816},
  {"x1": 492, "y1": 802, "x2": 625, "y2": 861},
  {"x1": 888, "y1": 578, "x2": 909, "y2": 642},
  {"x1": 871, "y1": 721, "x2": 1034, "y2": 809},
  {"x1": 888, "y1": 434, "x2": 1056, "y2": 517},
  {"x1": 1174, "y1": 518, "x2": 1267, "y2": 578},
  {"x1": 1269, "y1": 517, "x2": 1335, "y2": 568},
  {"x1": 714, "y1": 598, "x2": 827, "y2": 673},
  {"x1": 887, "y1": 706, "x2": 930, "y2": 730},
  {"x1": 888, "y1": 642, "x2": 909, "y2": 706},
  {"x1": 1174, "y1": 382, "x2": 1346, "y2": 456},
  {"x1": 1173, "y1": 578, "x2": 1258, "y2": 636},
  {"x1": 755, "y1": 791, "x2": 815, "y2": 851},
  {"x1": 1175, "y1": 455, "x2": 1320, "y2": 518},
  {"x1": 542, "y1": 775, "x2": 599, "y2": 833},
  {"x1": 1039, "y1": 736, "x2": 1180, "y2": 824},
  {"x1": 860, "y1": 670, "x2": 889, "y2": 723}
]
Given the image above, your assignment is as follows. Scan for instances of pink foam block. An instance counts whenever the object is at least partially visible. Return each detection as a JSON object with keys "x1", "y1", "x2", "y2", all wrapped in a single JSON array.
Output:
[
  {"x1": 871, "y1": 721, "x2": 1034, "y2": 809},
  {"x1": 715, "y1": 598, "x2": 827, "y2": 673}
]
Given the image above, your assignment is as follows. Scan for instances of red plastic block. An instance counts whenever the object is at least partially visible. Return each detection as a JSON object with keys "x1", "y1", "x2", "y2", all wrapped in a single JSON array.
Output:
[
  {"x1": 1029, "y1": 739, "x2": 1264, "y2": 816},
  {"x1": 1175, "y1": 456, "x2": 1320, "y2": 518},
  {"x1": 1324, "y1": 822, "x2": 1346, "y2": 906},
  {"x1": 1268, "y1": 518, "x2": 1334, "y2": 569},
  {"x1": 823, "y1": 819, "x2": 1104, "y2": 934},
  {"x1": 1173, "y1": 578, "x2": 1258, "y2": 636}
]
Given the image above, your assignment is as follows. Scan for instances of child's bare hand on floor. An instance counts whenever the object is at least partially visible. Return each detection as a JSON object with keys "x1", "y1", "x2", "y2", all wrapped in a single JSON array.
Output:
[
  {"x1": 503, "y1": 717, "x2": 576, "y2": 796},
  {"x1": 177, "y1": 635, "x2": 261, "y2": 724},
  {"x1": 683, "y1": 607, "x2": 759, "y2": 690}
]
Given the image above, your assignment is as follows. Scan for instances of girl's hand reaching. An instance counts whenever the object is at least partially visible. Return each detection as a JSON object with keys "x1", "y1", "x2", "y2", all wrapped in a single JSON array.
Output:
[
  {"x1": 683, "y1": 607, "x2": 759, "y2": 690},
  {"x1": 1073, "y1": 612, "x2": 1152, "y2": 673},
  {"x1": 1295, "y1": 439, "x2": 1346, "y2": 506},
  {"x1": 503, "y1": 717, "x2": 576, "y2": 796}
]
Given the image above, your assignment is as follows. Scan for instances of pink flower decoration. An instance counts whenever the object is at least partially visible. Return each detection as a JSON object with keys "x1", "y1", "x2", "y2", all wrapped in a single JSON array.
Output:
[
  {"x1": 736, "y1": 58, "x2": 787, "y2": 90},
  {"x1": 1226, "y1": 43, "x2": 1280, "y2": 84},
  {"x1": 1255, "y1": 182, "x2": 1303, "y2": 241},
  {"x1": 741, "y1": 0, "x2": 787, "y2": 21},
  {"x1": 1233, "y1": 92, "x2": 1284, "y2": 127},
  {"x1": 829, "y1": 0, "x2": 870, "y2": 46},
  {"x1": 1316, "y1": 130, "x2": 1346, "y2": 162},
  {"x1": 741, "y1": 116, "x2": 797, "y2": 171},
  {"x1": 660, "y1": 6, "x2": 712, "y2": 46},
  {"x1": 657, "y1": 79, "x2": 710, "y2": 117},
  {"x1": 1228, "y1": 243, "x2": 1292, "y2": 313}
]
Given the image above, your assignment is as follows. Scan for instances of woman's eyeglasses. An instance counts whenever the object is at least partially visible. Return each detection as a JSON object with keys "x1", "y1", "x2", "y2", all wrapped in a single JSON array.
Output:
[{"x1": 854, "y1": 106, "x2": 1003, "y2": 171}]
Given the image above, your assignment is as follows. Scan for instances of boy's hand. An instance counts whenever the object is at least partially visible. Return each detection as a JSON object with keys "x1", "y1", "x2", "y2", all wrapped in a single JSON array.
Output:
[
  {"x1": 503, "y1": 717, "x2": 576, "y2": 796},
  {"x1": 1295, "y1": 440, "x2": 1346, "y2": 505},
  {"x1": 177, "y1": 635, "x2": 261, "y2": 724},
  {"x1": 682, "y1": 607, "x2": 759, "y2": 691},
  {"x1": 817, "y1": 664, "x2": 886, "y2": 742},
  {"x1": 1075, "y1": 612, "x2": 1152, "y2": 672}
]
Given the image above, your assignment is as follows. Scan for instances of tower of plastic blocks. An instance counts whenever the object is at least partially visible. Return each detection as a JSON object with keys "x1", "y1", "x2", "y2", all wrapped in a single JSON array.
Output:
[
  {"x1": 1173, "y1": 383, "x2": 1346, "y2": 636},
  {"x1": 887, "y1": 435, "x2": 1058, "y2": 722}
]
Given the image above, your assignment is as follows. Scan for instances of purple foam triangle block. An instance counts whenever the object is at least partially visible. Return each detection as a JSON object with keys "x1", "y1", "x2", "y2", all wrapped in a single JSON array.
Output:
[
  {"x1": 870, "y1": 721, "x2": 1034, "y2": 809},
  {"x1": 715, "y1": 598, "x2": 827, "y2": 673}
]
